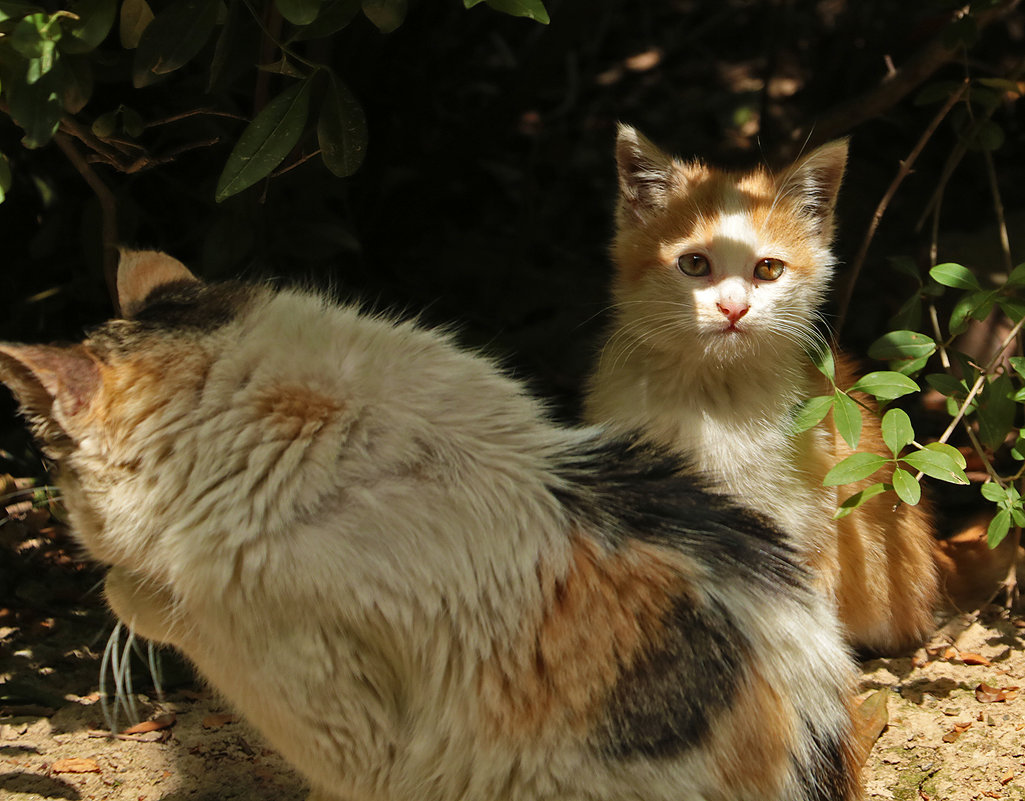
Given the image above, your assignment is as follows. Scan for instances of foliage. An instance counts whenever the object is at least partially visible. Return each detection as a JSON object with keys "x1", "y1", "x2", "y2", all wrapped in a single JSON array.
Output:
[{"x1": 0, "y1": 0, "x2": 549, "y2": 202}]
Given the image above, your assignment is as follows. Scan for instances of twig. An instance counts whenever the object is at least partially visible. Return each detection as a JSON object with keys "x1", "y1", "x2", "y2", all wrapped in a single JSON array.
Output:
[
  {"x1": 53, "y1": 131, "x2": 119, "y2": 312},
  {"x1": 982, "y1": 148, "x2": 1014, "y2": 275},
  {"x1": 835, "y1": 80, "x2": 969, "y2": 333},
  {"x1": 790, "y1": 0, "x2": 1021, "y2": 152}
]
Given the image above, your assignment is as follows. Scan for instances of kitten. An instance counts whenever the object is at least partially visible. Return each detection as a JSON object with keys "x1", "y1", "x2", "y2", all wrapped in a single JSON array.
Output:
[
  {"x1": 585, "y1": 125, "x2": 938, "y2": 655},
  {"x1": 0, "y1": 250, "x2": 861, "y2": 800}
]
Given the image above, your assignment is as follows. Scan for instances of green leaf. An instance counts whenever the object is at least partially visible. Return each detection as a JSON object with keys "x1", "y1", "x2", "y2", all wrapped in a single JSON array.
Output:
[
  {"x1": 949, "y1": 289, "x2": 997, "y2": 336},
  {"x1": 6, "y1": 63, "x2": 63, "y2": 148},
  {"x1": 316, "y1": 74, "x2": 367, "y2": 177},
  {"x1": 206, "y1": 0, "x2": 237, "y2": 92},
  {"x1": 215, "y1": 78, "x2": 313, "y2": 202},
  {"x1": 289, "y1": 0, "x2": 360, "y2": 40},
  {"x1": 833, "y1": 482, "x2": 890, "y2": 519},
  {"x1": 275, "y1": 0, "x2": 321, "y2": 25},
  {"x1": 848, "y1": 370, "x2": 919, "y2": 400},
  {"x1": 832, "y1": 389, "x2": 862, "y2": 450},
  {"x1": 965, "y1": 119, "x2": 1005, "y2": 152},
  {"x1": 923, "y1": 441, "x2": 967, "y2": 470},
  {"x1": 925, "y1": 373, "x2": 966, "y2": 397},
  {"x1": 823, "y1": 451, "x2": 888, "y2": 486},
  {"x1": 119, "y1": 0, "x2": 153, "y2": 48},
  {"x1": 1006, "y1": 263, "x2": 1025, "y2": 287},
  {"x1": 361, "y1": 0, "x2": 406, "y2": 32},
  {"x1": 133, "y1": 0, "x2": 219, "y2": 87},
  {"x1": 807, "y1": 342, "x2": 835, "y2": 382},
  {"x1": 56, "y1": 52, "x2": 92, "y2": 113},
  {"x1": 976, "y1": 373, "x2": 1015, "y2": 451},
  {"x1": 868, "y1": 330, "x2": 936, "y2": 375},
  {"x1": 997, "y1": 296, "x2": 1025, "y2": 324},
  {"x1": 988, "y1": 508, "x2": 1011, "y2": 548},
  {"x1": 914, "y1": 80, "x2": 965, "y2": 106},
  {"x1": 978, "y1": 77, "x2": 1024, "y2": 95},
  {"x1": 881, "y1": 408, "x2": 914, "y2": 457},
  {"x1": 482, "y1": 0, "x2": 549, "y2": 23},
  {"x1": 0, "y1": 1, "x2": 42, "y2": 22},
  {"x1": 891, "y1": 468, "x2": 922, "y2": 505},
  {"x1": 901, "y1": 448, "x2": 969, "y2": 485},
  {"x1": 890, "y1": 292, "x2": 922, "y2": 331},
  {"x1": 791, "y1": 395, "x2": 834, "y2": 434},
  {"x1": 61, "y1": 0, "x2": 117, "y2": 54},
  {"x1": 981, "y1": 482, "x2": 1008, "y2": 503},
  {"x1": 930, "y1": 262, "x2": 980, "y2": 291},
  {"x1": 0, "y1": 151, "x2": 12, "y2": 204},
  {"x1": 889, "y1": 255, "x2": 922, "y2": 282}
]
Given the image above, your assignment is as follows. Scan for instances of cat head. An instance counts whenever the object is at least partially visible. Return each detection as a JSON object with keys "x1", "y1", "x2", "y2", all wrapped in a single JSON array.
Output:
[{"x1": 611, "y1": 124, "x2": 848, "y2": 362}]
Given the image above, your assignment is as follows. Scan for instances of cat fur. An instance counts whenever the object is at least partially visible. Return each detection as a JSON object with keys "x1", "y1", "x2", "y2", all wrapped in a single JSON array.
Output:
[
  {"x1": 585, "y1": 125, "x2": 938, "y2": 654},
  {"x1": 0, "y1": 249, "x2": 860, "y2": 801}
]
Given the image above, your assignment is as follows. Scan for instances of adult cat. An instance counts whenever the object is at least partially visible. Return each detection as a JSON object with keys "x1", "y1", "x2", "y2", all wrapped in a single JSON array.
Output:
[
  {"x1": 585, "y1": 125, "x2": 938, "y2": 654},
  {"x1": 0, "y1": 250, "x2": 860, "y2": 801}
]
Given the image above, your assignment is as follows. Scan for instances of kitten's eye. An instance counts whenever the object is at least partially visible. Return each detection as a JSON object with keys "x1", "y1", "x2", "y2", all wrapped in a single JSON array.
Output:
[
  {"x1": 754, "y1": 258, "x2": 785, "y2": 281},
  {"x1": 677, "y1": 254, "x2": 711, "y2": 277}
]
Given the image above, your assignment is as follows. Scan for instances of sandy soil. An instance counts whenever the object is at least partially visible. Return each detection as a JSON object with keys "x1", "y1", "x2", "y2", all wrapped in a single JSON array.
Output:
[{"x1": 3, "y1": 509, "x2": 1025, "y2": 801}]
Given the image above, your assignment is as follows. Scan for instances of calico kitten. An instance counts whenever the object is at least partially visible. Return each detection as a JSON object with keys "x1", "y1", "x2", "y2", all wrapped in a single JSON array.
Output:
[
  {"x1": 585, "y1": 125, "x2": 938, "y2": 655},
  {"x1": 0, "y1": 250, "x2": 861, "y2": 801}
]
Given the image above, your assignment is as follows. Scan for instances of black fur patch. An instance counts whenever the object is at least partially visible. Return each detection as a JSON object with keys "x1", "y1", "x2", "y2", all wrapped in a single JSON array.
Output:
[
  {"x1": 593, "y1": 593, "x2": 746, "y2": 759},
  {"x1": 130, "y1": 281, "x2": 259, "y2": 332},
  {"x1": 549, "y1": 434, "x2": 805, "y2": 592}
]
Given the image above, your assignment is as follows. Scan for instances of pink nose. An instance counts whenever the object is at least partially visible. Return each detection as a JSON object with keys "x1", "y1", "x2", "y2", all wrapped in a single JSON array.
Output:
[{"x1": 717, "y1": 301, "x2": 749, "y2": 324}]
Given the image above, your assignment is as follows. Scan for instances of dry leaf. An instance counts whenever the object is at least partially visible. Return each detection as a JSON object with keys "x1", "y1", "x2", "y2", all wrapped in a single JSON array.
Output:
[
  {"x1": 51, "y1": 757, "x2": 101, "y2": 774},
  {"x1": 121, "y1": 712, "x2": 176, "y2": 735},
  {"x1": 202, "y1": 713, "x2": 237, "y2": 729},
  {"x1": 976, "y1": 683, "x2": 1019, "y2": 703},
  {"x1": 958, "y1": 651, "x2": 992, "y2": 666},
  {"x1": 941, "y1": 729, "x2": 961, "y2": 743},
  {"x1": 1002, "y1": 768, "x2": 1015, "y2": 785}
]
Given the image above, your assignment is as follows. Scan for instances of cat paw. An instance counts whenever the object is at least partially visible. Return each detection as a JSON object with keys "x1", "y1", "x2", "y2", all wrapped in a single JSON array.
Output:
[{"x1": 104, "y1": 566, "x2": 181, "y2": 645}]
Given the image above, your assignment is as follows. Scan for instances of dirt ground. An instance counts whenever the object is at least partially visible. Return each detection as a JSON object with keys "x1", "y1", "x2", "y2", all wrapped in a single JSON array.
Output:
[{"x1": 3, "y1": 508, "x2": 1025, "y2": 801}]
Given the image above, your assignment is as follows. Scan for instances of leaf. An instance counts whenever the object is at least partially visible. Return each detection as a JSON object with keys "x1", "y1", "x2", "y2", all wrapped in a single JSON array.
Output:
[
  {"x1": 823, "y1": 452, "x2": 889, "y2": 487},
  {"x1": 930, "y1": 262, "x2": 981, "y2": 291},
  {"x1": 965, "y1": 119, "x2": 1005, "y2": 152},
  {"x1": 988, "y1": 508, "x2": 1012, "y2": 548},
  {"x1": 976, "y1": 374, "x2": 1015, "y2": 451},
  {"x1": 834, "y1": 482, "x2": 890, "y2": 519},
  {"x1": 901, "y1": 448, "x2": 969, "y2": 485},
  {"x1": 0, "y1": 151, "x2": 12, "y2": 204},
  {"x1": 275, "y1": 0, "x2": 321, "y2": 25},
  {"x1": 926, "y1": 373, "x2": 967, "y2": 397},
  {"x1": 914, "y1": 80, "x2": 965, "y2": 106},
  {"x1": 316, "y1": 73, "x2": 367, "y2": 177},
  {"x1": 891, "y1": 467, "x2": 922, "y2": 505},
  {"x1": 832, "y1": 389, "x2": 862, "y2": 450},
  {"x1": 981, "y1": 482, "x2": 1008, "y2": 503},
  {"x1": 289, "y1": 0, "x2": 360, "y2": 40},
  {"x1": 483, "y1": 0, "x2": 549, "y2": 23},
  {"x1": 206, "y1": 0, "x2": 236, "y2": 92},
  {"x1": 790, "y1": 394, "x2": 834, "y2": 434},
  {"x1": 51, "y1": 757, "x2": 101, "y2": 774},
  {"x1": 61, "y1": 0, "x2": 117, "y2": 54},
  {"x1": 881, "y1": 408, "x2": 914, "y2": 456},
  {"x1": 6, "y1": 64, "x2": 63, "y2": 148},
  {"x1": 890, "y1": 292, "x2": 922, "y2": 331},
  {"x1": 868, "y1": 330, "x2": 936, "y2": 375},
  {"x1": 133, "y1": 0, "x2": 219, "y2": 87},
  {"x1": 0, "y1": 1, "x2": 42, "y2": 22},
  {"x1": 975, "y1": 682, "x2": 1018, "y2": 703},
  {"x1": 997, "y1": 296, "x2": 1025, "y2": 324},
  {"x1": 56, "y1": 52, "x2": 92, "y2": 113},
  {"x1": 807, "y1": 341, "x2": 835, "y2": 381},
  {"x1": 1005, "y1": 262, "x2": 1025, "y2": 287},
  {"x1": 361, "y1": 0, "x2": 406, "y2": 32},
  {"x1": 923, "y1": 442, "x2": 967, "y2": 469},
  {"x1": 848, "y1": 370, "x2": 919, "y2": 400},
  {"x1": 215, "y1": 78, "x2": 313, "y2": 202},
  {"x1": 201, "y1": 712, "x2": 237, "y2": 728},
  {"x1": 949, "y1": 289, "x2": 997, "y2": 336},
  {"x1": 121, "y1": 711, "x2": 176, "y2": 734},
  {"x1": 119, "y1": 0, "x2": 153, "y2": 48}
]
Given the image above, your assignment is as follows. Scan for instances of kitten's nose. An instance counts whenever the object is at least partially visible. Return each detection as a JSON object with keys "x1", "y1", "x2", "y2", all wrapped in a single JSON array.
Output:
[{"x1": 716, "y1": 301, "x2": 749, "y2": 324}]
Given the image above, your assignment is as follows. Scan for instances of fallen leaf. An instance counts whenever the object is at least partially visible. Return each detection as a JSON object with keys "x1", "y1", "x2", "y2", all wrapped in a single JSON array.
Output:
[
  {"x1": 121, "y1": 712, "x2": 176, "y2": 735},
  {"x1": 852, "y1": 690, "x2": 889, "y2": 765},
  {"x1": 976, "y1": 683, "x2": 1020, "y2": 703},
  {"x1": 51, "y1": 757, "x2": 101, "y2": 774},
  {"x1": 1002, "y1": 768, "x2": 1015, "y2": 785},
  {"x1": 202, "y1": 713, "x2": 237, "y2": 729},
  {"x1": 941, "y1": 721, "x2": 972, "y2": 742},
  {"x1": 958, "y1": 651, "x2": 992, "y2": 666}
]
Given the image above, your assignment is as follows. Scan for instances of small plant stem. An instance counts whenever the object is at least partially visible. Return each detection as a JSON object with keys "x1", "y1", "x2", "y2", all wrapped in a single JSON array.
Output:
[
  {"x1": 929, "y1": 302, "x2": 952, "y2": 368},
  {"x1": 836, "y1": 80, "x2": 968, "y2": 334},
  {"x1": 964, "y1": 424, "x2": 1002, "y2": 483},
  {"x1": 982, "y1": 148, "x2": 1014, "y2": 275}
]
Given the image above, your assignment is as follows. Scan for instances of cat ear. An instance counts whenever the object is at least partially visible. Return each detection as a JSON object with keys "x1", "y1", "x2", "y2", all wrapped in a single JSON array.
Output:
[
  {"x1": 117, "y1": 249, "x2": 200, "y2": 318},
  {"x1": 616, "y1": 124, "x2": 680, "y2": 220},
  {"x1": 776, "y1": 138, "x2": 849, "y2": 236},
  {"x1": 0, "y1": 344, "x2": 101, "y2": 447}
]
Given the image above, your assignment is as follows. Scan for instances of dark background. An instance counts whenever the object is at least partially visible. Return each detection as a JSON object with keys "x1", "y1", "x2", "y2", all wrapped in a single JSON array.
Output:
[{"x1": 1, "y1": 0, "x2": 1023, "y2": 467}]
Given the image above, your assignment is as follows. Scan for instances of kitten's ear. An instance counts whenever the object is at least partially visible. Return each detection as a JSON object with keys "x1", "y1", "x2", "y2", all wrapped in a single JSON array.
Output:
[
  {"x1": 0, "y1": 344, "x2": 100, "y2": 448},
  {"x1": 776, "y1": 138, "x2": 849, "y2": 236},
  {"x1": 117, "y1": 249, "x2": 200, "y2": 318},
  {"x1": 616, "y1": 124, "x2": 679, "y2": 220}
]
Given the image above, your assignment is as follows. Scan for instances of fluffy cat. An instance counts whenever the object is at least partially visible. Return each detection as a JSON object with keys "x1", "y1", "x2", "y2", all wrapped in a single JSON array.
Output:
[
  {"x1": 585, "y1": 125, "x2": 938, "y2": 655},
  {"x1": 0, "y1": 250, "x2": 861, "y2": 801}
]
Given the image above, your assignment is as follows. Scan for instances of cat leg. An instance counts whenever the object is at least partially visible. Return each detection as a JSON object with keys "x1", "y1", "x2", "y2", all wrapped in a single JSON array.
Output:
[{"x1": 104, "y1": 566, "x2": 182, "y2": 646}]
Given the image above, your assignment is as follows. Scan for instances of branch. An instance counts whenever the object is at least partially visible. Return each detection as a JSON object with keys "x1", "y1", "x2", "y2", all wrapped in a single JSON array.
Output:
[{"x1": 789, "y1": 0, "x2": 1021, "y2": 152}]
